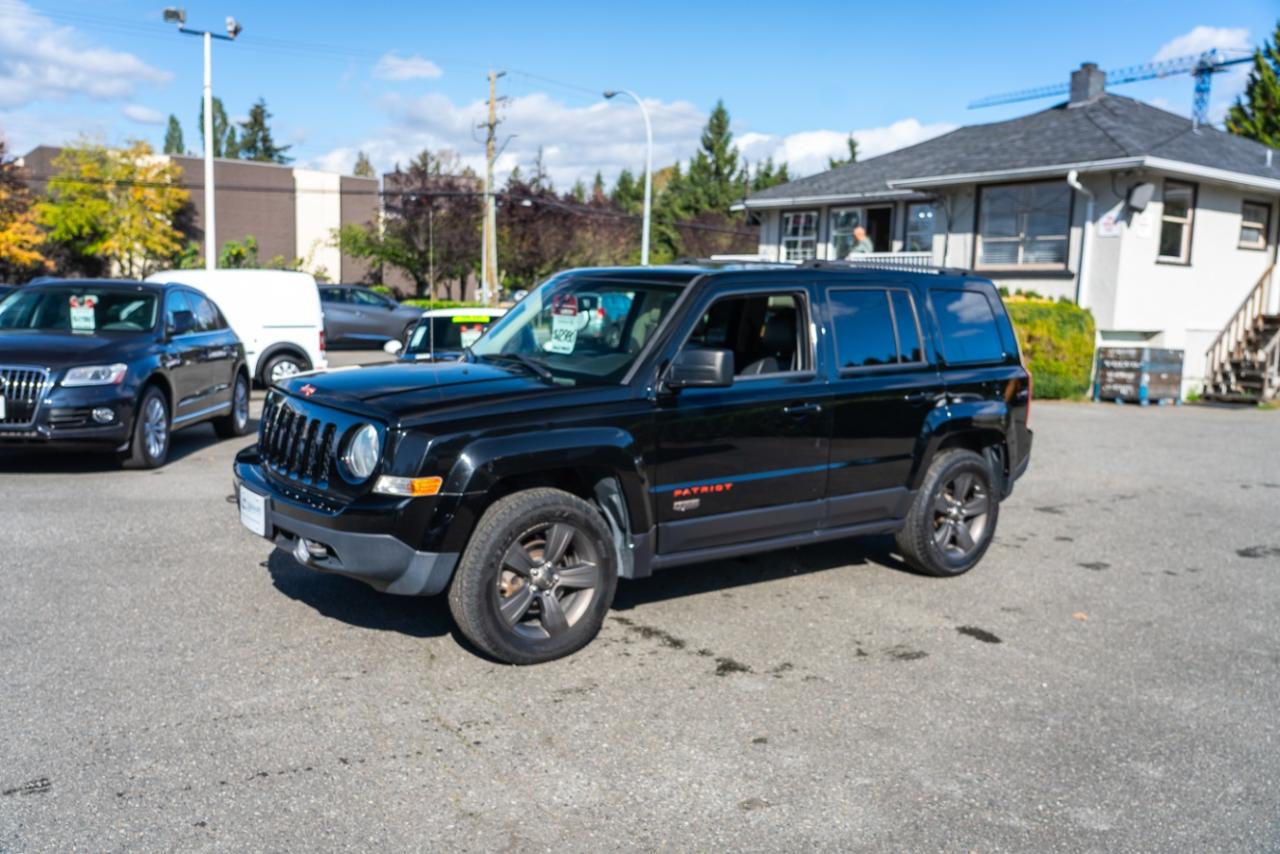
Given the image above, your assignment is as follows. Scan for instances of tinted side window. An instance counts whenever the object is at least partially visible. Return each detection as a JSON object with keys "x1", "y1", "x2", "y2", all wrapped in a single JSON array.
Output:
[
  {"x1": 829, "y1": 290, "x2": 897, "y2": 368},
  {"x1": 319, "y1": 287, "x2": 344, "y2": 303},
  {"x1": 931, "y1": 289, "x2": 1005, "y2": 364},
  {"x1": 890, "y1": 290, "x2": 923, "y2": 362},
  {"x1": 351, "y1": 289, "x2": 391, "y2": 307},
  {"x1": 191, "y1": 294, "x2": 224, "y2": 332},
  {"x1": 165, "y1": 290, "x2": 193, "y2": 332}
]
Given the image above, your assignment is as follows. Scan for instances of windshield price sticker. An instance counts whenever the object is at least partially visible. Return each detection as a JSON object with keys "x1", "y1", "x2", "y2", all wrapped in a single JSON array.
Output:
[
  {"x1": 548, "y1": 294, "x2": 579, "y2": 355},
  {"x1": 69, "y1": 295, "x2": 97, "y2": 333}
]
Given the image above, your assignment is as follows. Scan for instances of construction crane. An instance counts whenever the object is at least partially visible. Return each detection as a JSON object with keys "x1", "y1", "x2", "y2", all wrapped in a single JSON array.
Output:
[{"x1": 969, "y1": 49, "x2": 1254, "y2": 126}]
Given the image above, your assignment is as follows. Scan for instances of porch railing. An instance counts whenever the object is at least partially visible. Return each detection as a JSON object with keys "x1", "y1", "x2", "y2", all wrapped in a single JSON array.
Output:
[
  {"x1": 1204, "y1": 262, "x2": 1275, "y2": 385},
  {"x1": 835, "y1": 251, "x2": 934, "y2": 271}
]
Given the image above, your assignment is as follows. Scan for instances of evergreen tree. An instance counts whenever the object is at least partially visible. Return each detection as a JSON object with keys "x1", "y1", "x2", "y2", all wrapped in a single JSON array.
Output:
[
  {"x1": 591, "y1": 170, "x2": 606, "y2": 203},
  {"x1": 827, "y1": 135, "x2": 859, "y2": 169},
  {"x1": 683, "y1": 99, "x2": 742, "y2": 213},
  {"x1": 163, "y1": 115, "x2": 184, "y2": 155},
  {"x1": 751, "y1": 156, "x2": 791, "y2": 191},
  {"x1": 198, "y1": 96, "x2": 238, "y2": 159},
  {"x1": 611, "y1": 168, "x2": 643, "y2": 213},
  {"x1": 531, "y1": 146, "x2": 551, "y2": 191},
  {"x1": 1226, "y1": 20, "x2": 1280, "y2": 148},
  {"x1": 237, "y1": 98, "x2": 292, "y2": 163},
  {"x1": 570, "y1": 179, "x2": 588, "y2": 203},
  {"x1": 353, "y1": 150, "x2": 375, "y2": 177}
]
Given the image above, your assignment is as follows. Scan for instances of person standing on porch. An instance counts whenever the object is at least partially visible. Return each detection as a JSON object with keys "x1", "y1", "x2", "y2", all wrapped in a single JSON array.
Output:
[{"x1": 848, "y1": 226, "x2": 874, "y2": 256}]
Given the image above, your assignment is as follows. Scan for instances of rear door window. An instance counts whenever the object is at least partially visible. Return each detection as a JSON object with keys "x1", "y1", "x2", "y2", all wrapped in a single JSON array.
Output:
[
  {"x1": 828, "y1": 288, "x2": 925, "y2": 369},
  {"x1": 930, "y1": 289, "x2": 1006, "y2": 365}
]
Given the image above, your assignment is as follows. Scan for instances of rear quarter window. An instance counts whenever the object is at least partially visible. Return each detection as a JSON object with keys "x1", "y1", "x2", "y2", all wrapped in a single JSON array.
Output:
[
  {"x1": 931, "y1": 289, "x2": 1006, "y2": 365},
  {"x1": 829, "y1": 288, "x2": 924, "y2": 369}
]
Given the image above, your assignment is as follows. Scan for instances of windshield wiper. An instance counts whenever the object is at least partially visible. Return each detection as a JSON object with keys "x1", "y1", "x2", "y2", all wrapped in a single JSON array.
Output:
[{"x1": 479, "y1": 352, "x2": 554, "y2": 382}]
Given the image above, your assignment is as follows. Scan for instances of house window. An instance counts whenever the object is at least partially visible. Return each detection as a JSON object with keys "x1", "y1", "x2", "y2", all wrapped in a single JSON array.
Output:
[
  {"x1": 1240, "y1": 201, "x2": 1270, "y2": 250},
  {"x1": 905, "y1": 203, "x2": 936, "y2": 252},
  {"x1": 781, "y1": 211, "x2": 818, "y2": 261},
  {"x1": 1158, "y1": 181, "x2": 1195, "y2": 263},
  {"x1": 976, "y1": 182, "x2": 1070, "y2": 268},
  {"x1": 830, "y1": 209, "x2": 862, "y2": 259}
]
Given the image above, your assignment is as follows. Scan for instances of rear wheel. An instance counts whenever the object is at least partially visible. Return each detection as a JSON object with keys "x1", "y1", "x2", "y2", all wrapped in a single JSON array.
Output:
[
  {"x1": 123, "y1": 386, "x2": 170, "y2": 469},
  {"x1": 262, "y1": 353, "x2": 305, "y2": 387},
  {"x1": 448, "y1": 488, "x2": 617, "y2": 664},
  {"x1": 895, "y1": 449, "x2": 999, "y2": 577},
  {"x1": 213, "y1": 371, "x2": 251, "y2": 438}
]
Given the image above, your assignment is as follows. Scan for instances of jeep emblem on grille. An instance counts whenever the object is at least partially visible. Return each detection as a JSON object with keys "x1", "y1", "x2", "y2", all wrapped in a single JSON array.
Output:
[{"x1": 300, "y1": 384, "x2": 317, "y2": 397}]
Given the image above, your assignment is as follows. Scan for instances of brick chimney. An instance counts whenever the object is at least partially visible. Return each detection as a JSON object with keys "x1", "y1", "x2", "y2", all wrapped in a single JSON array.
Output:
[{"x1": 1069, "y1": 62, "x2": 1106, "y2": 106}]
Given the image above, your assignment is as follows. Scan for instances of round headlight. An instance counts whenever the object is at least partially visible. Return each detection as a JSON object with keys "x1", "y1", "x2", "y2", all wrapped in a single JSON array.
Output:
[{"x1": 341, "y1": 424, "x2": 380, "y2": 481}]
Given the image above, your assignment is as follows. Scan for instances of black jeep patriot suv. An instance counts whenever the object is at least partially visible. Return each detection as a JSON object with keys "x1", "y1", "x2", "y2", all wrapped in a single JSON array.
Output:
[{"x1": 234, "y1": 263, "x2": 1031, "y2": 663}]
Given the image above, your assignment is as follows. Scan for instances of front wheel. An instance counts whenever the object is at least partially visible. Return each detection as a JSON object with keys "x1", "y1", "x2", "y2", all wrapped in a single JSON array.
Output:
[
  {"x1": 895, "y1": 449, "x2": 999, "y2": 577},
  {"x1": 124, "y1": 386, "x2": 170, "y2": 469},
  {"x1": 448, "y1": 488, "x2": 617, "y2": 664}
]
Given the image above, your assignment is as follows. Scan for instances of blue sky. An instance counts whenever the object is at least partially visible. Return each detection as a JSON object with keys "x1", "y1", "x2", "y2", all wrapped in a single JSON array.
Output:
[{"x1": 1, "y1": 0, "x2": 1276, "y2": 186}]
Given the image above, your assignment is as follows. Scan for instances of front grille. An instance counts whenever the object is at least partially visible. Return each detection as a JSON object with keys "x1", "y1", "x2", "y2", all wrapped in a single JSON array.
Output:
[
  {"x1": 0, "y1": 367, "x2": 51, "y2": 427},
  {"x1": 259, "y1": 394, "x2": 340, "y2": 487}
]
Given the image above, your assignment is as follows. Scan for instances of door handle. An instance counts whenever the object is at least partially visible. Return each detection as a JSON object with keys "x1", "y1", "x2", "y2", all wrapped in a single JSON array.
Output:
[{"x1": 783, "y1": 402, "x2": 823, "y2": 417}]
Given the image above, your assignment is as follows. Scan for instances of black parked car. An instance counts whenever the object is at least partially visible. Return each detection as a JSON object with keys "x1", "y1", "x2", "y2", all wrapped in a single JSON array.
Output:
[
  {"x1": 235, "y1": 262, "x2": 1032, "y2": 663},
  {"x1": 0, "y1": 279, "x2": 251, "y2": 468},
  {"x1": 318, "y1": 285, "x2": 425, "y2": 348}
]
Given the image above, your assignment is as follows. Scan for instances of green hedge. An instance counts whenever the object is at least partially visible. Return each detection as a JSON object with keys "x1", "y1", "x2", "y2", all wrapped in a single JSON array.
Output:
[{"x1": 1004, "y1": 298, "x2": 1095, "y2": 399}]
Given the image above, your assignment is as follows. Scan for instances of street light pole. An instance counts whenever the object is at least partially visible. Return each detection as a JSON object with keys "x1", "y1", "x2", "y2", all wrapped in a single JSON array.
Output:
[
  {"x1": 165, "y1": 8, "x2": 241, "y2": 271},
  {"x1": 604, "y1": 89, "x2": 652, "y2": 266}
]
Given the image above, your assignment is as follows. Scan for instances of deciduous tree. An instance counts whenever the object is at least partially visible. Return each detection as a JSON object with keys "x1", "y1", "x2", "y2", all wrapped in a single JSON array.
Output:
[
  {"x1": 37, "y1": 139, "x2": 190, "y2": 279},
  {"x1": 0, "y1": 139, "x2": 50, "y2": 280},
  {"x1": 353, "y1": 151, "x2": 375, "y2": 178},
  {"x1": 163, "y1": 115, "x2": 185, "y2": 155},
  {"x1": 198, "y1": 96, "x2": 238, "y2": 158}
]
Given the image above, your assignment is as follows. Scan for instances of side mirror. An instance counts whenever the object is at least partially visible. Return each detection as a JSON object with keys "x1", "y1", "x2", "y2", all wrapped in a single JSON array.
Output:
[
  {"x1": 665, "y1": 347, "x2": 734, "y2": 389},
  {"x1": 383, "y1": 339, "x2": 404, "y2": 355},
  {"x1": 168, "y1": 310, "x2": 195, "y2": 337}
]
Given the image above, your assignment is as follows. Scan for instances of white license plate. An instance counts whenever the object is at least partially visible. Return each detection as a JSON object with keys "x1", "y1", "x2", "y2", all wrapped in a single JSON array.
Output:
[
  {"x1": 0, "y1": 396, "x2": 6, "y2": 420},
  {"x1": 239, "y1": 486, "x2": 267, "y2": 537}
]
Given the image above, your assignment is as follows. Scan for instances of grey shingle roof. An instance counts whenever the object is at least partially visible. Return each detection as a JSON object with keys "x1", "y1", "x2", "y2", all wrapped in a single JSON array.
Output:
[{"x1": 747, "y1": 94, "x2": 1280, "y2": 204}]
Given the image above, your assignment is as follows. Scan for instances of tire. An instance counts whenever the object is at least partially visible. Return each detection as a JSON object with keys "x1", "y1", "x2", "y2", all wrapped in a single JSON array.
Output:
[
  {"x1": 895, "y1": 449, "x2": 1000, "y2": 577},
  {"x1": 261, "y1": 353, "x2": 306, "y2": 387},
  {"x1": 123, "y1": 386, "x2": 171, "y2": 469},
  {"x1": 213, "y1": 371, "x2": 251, "y2": 438},
  {"x1": 448, "y1": 488, "x2": 618, "y2": 664}
]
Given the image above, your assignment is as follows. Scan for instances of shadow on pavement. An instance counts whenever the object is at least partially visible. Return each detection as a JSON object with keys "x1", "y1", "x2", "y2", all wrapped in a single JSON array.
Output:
[
  {"x1": 0, "y1": 420, "x2": 257, "y2": 474},
  {"x1": 266, "y1": 550, "x2": 455, "y2": 639},
  {"x1": 614, "y1": 534, "x2": 910, "y2": 610}
]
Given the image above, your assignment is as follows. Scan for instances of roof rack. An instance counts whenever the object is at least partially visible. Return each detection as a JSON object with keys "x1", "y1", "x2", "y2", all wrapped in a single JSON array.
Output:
[
  {"x1": 800, "y1": 259, "x2": 972, "y2": 276},
  {"x1": 671, "y1": 257, "x2": 794, "y2": 267}
]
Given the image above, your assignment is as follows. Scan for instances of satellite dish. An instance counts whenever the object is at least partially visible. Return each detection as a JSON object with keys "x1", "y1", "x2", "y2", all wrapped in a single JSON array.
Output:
[{"x1": 1127, "y1": 182, "x2": 1155, "y2": 211}]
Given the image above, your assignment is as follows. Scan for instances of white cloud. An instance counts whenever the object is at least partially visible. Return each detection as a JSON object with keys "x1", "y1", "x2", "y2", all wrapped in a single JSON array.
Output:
[
  {"x1": 373, "y1": 52, "x2": 444, "y2": 81},
  {"x1": 0, "y1": 0, "x2": 170, "y2": 110},
  {"x1": 123, "y1": 104, "x2": 164, "y2": 125},
  {"x1": 1151, "y1": 25, "x2": 1254, "y2": 122},
  {"x1": 307, "y1": 88, "x2": 954, "y2": 185},
  {"x1": 737, "y1": 119, "x2": 958, "y2": 178}
]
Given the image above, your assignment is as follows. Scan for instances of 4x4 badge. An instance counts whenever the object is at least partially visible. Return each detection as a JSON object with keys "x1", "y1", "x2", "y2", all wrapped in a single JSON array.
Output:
[{"x1": 300, "y1": 384, "x2": 317, "y2": 397}]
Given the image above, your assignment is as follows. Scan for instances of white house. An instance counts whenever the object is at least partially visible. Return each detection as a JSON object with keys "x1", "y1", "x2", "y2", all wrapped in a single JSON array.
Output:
[{"x1": 737, "y1": 64, "x2": 1280, "y2": 399}]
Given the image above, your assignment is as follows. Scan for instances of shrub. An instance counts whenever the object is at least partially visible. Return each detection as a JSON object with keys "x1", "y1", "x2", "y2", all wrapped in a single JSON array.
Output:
[
  {"x1": 1004, "y1": 298, "x2": 1095, "y2": 399},
  {"x1": 369, "y1": 285, "x2": 394, "y2": 296}
]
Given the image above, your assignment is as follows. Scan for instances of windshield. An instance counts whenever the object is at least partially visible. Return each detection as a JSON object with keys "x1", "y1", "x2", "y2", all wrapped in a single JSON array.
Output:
[
  {"x1": 0, "y1": 287, "x2": 159, "y2": 334},
  {"x1": 406, "y1": 314, "x2": 500, "y2": 356},
  {"x1": 470, "y1": 274, "x2": 682, "y2": 385}
]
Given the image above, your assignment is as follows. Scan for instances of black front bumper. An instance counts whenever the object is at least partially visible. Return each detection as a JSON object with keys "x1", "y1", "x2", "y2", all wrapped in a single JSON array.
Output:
[
  {"x1": 233, "y1": 447, "x2": 458, "y2": 596},
  {"x1": 0, "y1": 384, "x2": 135, "y2": 449}
]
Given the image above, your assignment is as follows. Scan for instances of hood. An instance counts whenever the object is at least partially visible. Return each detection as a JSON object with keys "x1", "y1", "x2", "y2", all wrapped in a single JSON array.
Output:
[
  {"x1": 0, "y1": 330, "x2": 151, "y2": 370},
  {"x1": 277, "y1": 359, "x2": 569, "y2": 421}
]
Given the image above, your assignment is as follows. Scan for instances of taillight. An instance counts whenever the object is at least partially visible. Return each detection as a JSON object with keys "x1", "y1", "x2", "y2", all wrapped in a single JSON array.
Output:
[{"x1": 319, "y1": 330, "x2": 326, "y2": 353}]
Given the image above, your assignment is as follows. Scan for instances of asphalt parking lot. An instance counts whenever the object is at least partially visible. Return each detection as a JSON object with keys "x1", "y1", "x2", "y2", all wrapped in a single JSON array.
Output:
[{"x1": 2, "y1": 366, "x2": 1278, "y2": 851}]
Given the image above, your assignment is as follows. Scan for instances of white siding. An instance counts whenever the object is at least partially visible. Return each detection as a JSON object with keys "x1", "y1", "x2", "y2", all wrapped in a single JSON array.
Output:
[{"x1": 293, "y1": 169, "x2": 342, "y2": 281}]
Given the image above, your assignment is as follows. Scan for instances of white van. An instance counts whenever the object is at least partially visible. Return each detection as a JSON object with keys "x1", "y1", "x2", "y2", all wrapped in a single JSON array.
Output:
[{"x1": 145, "y1": 269, "x2": 327, "y2": 386}]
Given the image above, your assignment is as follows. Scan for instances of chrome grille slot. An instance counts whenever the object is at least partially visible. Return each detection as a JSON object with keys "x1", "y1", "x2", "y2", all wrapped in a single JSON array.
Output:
[
  {"x1": 257, "y1": 393, "x2": 342, "y2": 488},
  {"x1": 0, "y1": 366, "x2": 50, "y2": 427}
]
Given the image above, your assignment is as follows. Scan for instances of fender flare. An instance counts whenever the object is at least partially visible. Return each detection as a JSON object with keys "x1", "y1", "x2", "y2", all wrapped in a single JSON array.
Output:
[{"x1": 912, "y1": 398, "x2": 1011, "y2": 490}]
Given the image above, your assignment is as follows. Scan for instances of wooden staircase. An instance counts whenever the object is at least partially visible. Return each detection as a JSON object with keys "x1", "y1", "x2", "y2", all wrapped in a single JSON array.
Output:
[{"x1": 1203, "y1": 264, "x2": 1280, "y2": 403}]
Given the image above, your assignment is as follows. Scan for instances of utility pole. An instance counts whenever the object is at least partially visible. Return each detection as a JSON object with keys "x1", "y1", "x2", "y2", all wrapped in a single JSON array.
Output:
[{"x1": 480, "y1": 70, "x2": 505, "y2": 305}]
